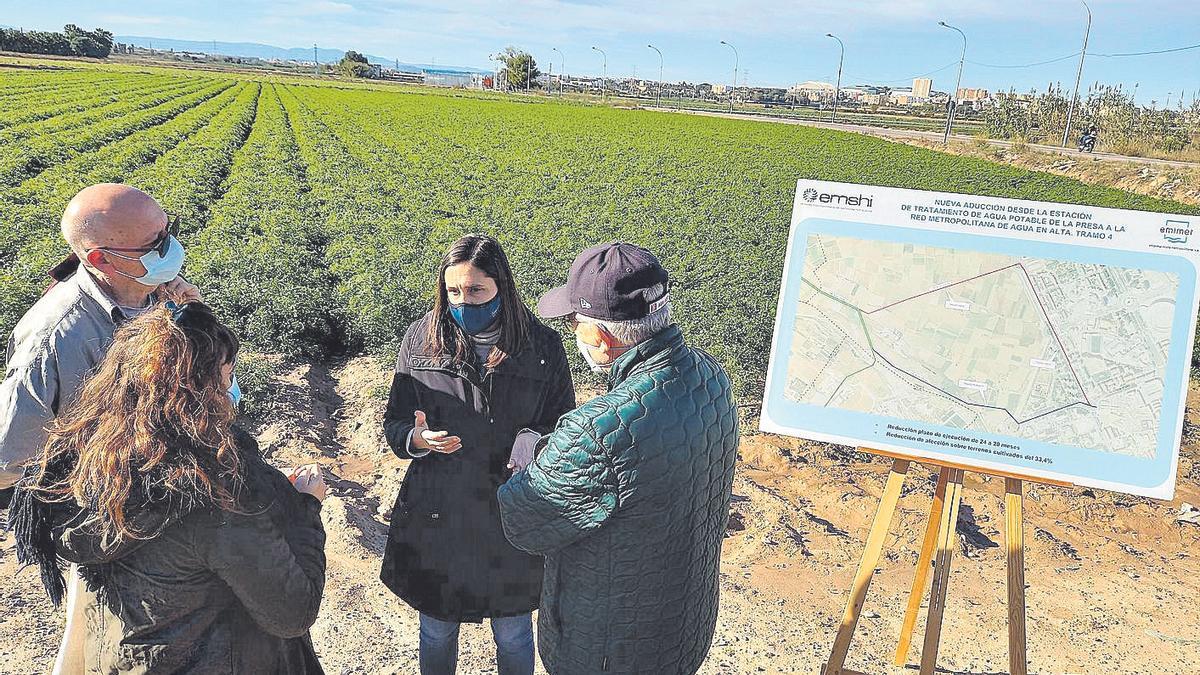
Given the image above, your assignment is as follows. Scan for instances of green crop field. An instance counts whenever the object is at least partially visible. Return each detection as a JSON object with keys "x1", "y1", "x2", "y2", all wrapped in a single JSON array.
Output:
[{"x1": 2, "y1": 63, "x2": 1195, "y2": 401}]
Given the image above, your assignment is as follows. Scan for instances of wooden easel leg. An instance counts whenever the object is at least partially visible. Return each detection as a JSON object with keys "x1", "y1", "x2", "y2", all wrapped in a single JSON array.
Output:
[
  {"x1": 894, "y1": 466, "x2": 951, "y2": 666},
  {"x1": 918, "y1": 468, "x2": 964, "y2": 675},
  {"x1": 1005, "y1": 478, "x2": 1028, "y2": 675},
  {"x1": 824, "y1": 458, "x2": 910, "y2": 675}
]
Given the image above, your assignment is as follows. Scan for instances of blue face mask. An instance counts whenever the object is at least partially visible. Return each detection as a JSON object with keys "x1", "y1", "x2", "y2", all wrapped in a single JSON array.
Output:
[
  {"x1": 106, "y1": 236, "x2": 186, "y2": 287},
  {"x1": 228, "y1": 374, "x2": 242, "y2": 407},
  {"x1": 449, "y1": 296, "x2": 502, "y2": 335}
]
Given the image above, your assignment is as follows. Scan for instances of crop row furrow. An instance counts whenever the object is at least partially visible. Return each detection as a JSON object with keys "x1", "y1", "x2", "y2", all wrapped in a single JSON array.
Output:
[
  {"x1": 0, "y1": 79, "x2": 235, "y2": 188},
  {"x1": 0, "y1": 76, "x2": 211, "y2": 145},
  {"x1": 0, "y1": 83, "x2": 258, "y2": 339},
  {"x1": 188, "y1": 83, "x2": 344, "y2": 357},
  {"x1": 0, "y1": 74, "x2": 188, "y2": 129},
  {"x1": 0, "y1": 82, "x2": 250, "y2": 264}
]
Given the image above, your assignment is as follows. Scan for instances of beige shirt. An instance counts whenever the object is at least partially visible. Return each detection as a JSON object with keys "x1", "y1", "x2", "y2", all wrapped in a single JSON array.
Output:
[{"x1": 0, "y1": 269, "x2": 133, "y2": 487}]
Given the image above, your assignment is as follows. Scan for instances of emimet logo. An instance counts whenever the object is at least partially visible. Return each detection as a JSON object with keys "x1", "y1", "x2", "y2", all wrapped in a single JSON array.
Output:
[
  {"x1": 801, "y1": 186, "x2": 873, "y2": 209},
  {"x1": 1162, "y1": 219, "x2": 1192, "y2": 244}
]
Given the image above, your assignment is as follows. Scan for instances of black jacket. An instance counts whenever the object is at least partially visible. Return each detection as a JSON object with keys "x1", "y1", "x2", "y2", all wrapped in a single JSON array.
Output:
[
  {"x1": 380, "y1": 311, "x2": 575, "y2": 622},
  {"x1": 11, "y1": 428, "x2": 326, "y2": 674}
]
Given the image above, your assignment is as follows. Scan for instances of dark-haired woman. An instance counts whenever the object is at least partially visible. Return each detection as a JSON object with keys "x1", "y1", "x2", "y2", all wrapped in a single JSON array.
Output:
[
  {"x1": 381, "y1": 234, "x2": 575, "y2": 675},
  {"x1": 11, "y1": 302, "x2": 328, "y2": 674}
]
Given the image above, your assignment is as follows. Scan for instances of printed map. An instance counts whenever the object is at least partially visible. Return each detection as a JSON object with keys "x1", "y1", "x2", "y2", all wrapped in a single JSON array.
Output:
[{"x1": 784, "y1": 233, "x2": 1179, "y2": 458}]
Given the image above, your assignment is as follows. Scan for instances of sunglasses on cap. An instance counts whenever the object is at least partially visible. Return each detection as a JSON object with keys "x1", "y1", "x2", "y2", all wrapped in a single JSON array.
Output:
[{"x1": 96, "y1": 212, "x2": 180, "y2": 258}]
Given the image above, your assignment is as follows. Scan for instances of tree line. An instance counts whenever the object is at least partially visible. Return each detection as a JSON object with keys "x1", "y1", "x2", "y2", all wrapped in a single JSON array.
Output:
[
  {"x1": 984, "y1": 83, "x2": 1200, "y2": 156},
  {"x1": 0, "y1": 24, "x2": 115, "y2": 59}
]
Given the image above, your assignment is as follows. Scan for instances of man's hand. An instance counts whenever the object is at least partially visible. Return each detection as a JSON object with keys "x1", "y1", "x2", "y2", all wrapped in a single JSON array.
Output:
[
  {"x1": 412, "y1": 410, "x2": 462, "y2": 454},
  {"x1": 156, "y1": 276, "x2": 202, "y2": 303},
  {"x1": 507, "y1": 430, "x2": 540, "y2": 473}
]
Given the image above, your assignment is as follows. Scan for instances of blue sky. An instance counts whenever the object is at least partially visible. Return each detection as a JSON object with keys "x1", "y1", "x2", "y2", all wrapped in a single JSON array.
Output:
[{"x1": 8, "y1": 1, "x2": 1200, "y2": 105}]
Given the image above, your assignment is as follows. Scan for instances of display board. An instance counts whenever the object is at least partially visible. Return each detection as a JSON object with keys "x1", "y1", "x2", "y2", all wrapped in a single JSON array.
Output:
[{"x1": 760, "y1": 180, "x2": 1200, "y2": 498}]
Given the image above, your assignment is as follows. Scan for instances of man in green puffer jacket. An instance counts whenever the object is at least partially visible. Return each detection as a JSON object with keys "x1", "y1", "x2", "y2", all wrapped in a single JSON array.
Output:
[{"x1": 498, "y1": 242, "x2": 739, "y2": 675}]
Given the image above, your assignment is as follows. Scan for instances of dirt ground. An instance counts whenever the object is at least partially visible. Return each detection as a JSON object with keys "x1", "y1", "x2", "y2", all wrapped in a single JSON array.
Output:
[{"x1": 2, "y1": 357, "x2": 1199, "y2": 674}]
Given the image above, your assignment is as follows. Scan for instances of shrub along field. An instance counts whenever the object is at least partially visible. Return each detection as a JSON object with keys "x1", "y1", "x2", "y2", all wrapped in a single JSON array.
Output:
[{"x1": 1, "y1": 64, "x2": 1196, "y2": 401}]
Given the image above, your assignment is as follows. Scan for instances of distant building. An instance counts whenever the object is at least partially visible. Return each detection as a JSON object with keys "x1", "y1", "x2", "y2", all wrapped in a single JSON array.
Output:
[
  {"x1": 422, "y1": 68, "x2": 484, "y2": 88},
  {"x1": 889, "y1": 85, "x2": 931, "y2": 106},
  {"x1": 956, "y1": 87, "x2": 989, "y2": 102},
  {"x1": 913, "y1": 78, "x2": 932, "y2": 98},
  {"x1": 789, "y1": 80, "x2": 836, "y2": 96}
]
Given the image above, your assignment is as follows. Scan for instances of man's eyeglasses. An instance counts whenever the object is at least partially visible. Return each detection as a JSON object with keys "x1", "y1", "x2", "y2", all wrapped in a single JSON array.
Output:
[{"x1": 99, "y1": 213, "x2": 180, "y2": 257}]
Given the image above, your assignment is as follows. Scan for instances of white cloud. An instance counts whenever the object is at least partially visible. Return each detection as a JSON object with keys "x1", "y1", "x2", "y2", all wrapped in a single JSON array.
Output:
[
  {"x1": 295, "y1": 0, "x2": 355, "y2": 15},
  {"x1": 98, "y1": 14, "x2": 173, "y2": 26},
  {"x1": 346, "y1": 0, "x2": 1014, "y2": 40}
]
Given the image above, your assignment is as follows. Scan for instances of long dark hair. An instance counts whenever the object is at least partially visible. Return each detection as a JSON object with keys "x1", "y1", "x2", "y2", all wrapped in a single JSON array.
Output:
[{"x1": 427, "y1": 234, "x2": 529, "y2": 368}]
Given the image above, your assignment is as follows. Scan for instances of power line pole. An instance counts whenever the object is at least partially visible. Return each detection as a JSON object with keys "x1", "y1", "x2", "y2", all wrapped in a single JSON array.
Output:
[
  {"x1": 1061, "y1": 0, "x2": 1092, "y2": 147},
  {"x1": 313, "y1": 44, "x2": 319, "y2": 76}
]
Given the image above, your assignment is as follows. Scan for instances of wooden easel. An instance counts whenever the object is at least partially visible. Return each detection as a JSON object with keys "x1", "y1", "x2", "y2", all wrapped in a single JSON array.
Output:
[{"x1": 823, "y1": 448, "x2": 1069, "y2": 675}]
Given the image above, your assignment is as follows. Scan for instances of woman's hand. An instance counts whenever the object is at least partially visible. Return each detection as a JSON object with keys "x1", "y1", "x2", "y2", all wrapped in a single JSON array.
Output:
[
  {"x1": 155, "y1": 275, "x2": 202, "y2": 303},
  {"x1": 412, "y1": 410, "x2": 462, "y2": 454},
  {"x1": 290, "y1": 464, "x2": 328, "y2": 502}
]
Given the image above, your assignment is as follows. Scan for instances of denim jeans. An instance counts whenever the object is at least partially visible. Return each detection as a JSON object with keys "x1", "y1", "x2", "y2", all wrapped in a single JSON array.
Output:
[{"x1": 418, "y1": 612, "x2": 534, "y2": 675}]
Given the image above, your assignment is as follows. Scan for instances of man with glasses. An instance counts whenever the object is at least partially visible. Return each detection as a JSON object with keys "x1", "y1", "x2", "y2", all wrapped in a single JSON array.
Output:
[{"x1": 0, "y1": 183, "x2": 200, "y2": 674}]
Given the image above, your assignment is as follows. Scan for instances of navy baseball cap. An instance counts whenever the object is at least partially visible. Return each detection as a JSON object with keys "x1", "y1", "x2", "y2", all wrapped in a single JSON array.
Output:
[{"x1": 537, "y1": 242, "x2": 670, "y2": 321}]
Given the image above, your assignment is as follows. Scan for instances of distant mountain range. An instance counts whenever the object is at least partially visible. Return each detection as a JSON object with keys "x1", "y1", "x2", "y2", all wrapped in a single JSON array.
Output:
[{"x1": 113, "y1": 35, "x2": 489, "y2": 74}]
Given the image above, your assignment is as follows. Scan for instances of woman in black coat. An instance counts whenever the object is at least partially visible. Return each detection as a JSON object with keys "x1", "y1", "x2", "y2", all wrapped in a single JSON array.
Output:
[
  {"x1": 381, "y1": 234, "x2": 575, "y2": 675},
  {"x1": 11, "y1": 302, "x2": 327, "y2": 674}
]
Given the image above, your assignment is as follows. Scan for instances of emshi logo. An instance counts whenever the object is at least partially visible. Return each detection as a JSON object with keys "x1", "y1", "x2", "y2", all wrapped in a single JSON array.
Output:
[
  {"x1": 801, "y1": 187, "x2": 874, "y2": 208},
  {"x1": 1162, "y1": 219, "x2": 1191, "y2": 244}
]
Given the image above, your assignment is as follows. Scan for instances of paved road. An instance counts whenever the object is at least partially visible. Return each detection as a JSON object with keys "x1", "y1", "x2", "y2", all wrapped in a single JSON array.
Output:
[{"x1": 645, "y1": 106, "x2": 1196, "y2": 169}]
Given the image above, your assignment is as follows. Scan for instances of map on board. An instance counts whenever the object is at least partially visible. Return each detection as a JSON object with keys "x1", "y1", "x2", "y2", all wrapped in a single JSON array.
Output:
[
  {"x1": 784, "y1": 234, "x2": 1177, "y2": 459},
  {"x1": 760, "y1": 181, "x2": 1200, "y2": 498}
]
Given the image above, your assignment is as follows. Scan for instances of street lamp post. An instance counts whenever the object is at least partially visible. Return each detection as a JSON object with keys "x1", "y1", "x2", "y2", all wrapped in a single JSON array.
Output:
[
  {"x1": 720, "y1": 40, "x2": 738, "y2": 113},
  {"x1": 939, "y1": 21, "x2": 967, "y2": 145},
  {"x1": 592, "y1": 46, "x2": 607, "y2": 100},
  {"x1": 826, "y1": 33, "x2": 844, "y2": 123},
  {"x1": 1061, "y1": 0, "x2": 1092, "y2": 147},
  {"x1": 647, "y1": 44, "x2": 664, "y2": 108},
  {"x1": 552, "y1": 47, "x2": 564, "y2": 95}
]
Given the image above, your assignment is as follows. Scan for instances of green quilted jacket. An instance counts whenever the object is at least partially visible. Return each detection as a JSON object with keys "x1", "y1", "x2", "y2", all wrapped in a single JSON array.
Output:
[{"x1": 497, "y1": 324, "x2": 739, "y2": 675}]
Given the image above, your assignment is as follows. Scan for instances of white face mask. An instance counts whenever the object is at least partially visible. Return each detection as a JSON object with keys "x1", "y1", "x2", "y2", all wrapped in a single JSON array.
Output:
[
  {"x1": 575, "y1": 335, "x2": 612, "y2": 374},
  {"x1": 104, "y1": 236, "x2": 186, "y2": 287},
  {"x1": 228, "y1": 374, "x2": 242, "y2": 407}
]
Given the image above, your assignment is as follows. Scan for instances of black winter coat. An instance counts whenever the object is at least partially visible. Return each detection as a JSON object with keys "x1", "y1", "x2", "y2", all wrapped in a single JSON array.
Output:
[
  {"x1": 12, "y1": 428, "x2": 326, "y2": 675},
  {"x1": 380, "y1": 311, "x2": 575, "y2": 622}
]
